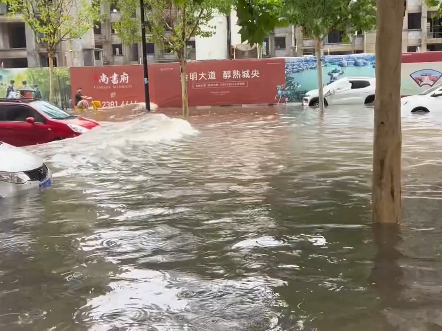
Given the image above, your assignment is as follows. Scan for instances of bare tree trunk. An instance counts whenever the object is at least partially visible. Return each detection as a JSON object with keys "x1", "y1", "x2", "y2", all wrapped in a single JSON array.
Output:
[
  {"x1": 48, "y1": 51, "x2": 54, "y2": 103},
  {"x1": 315, "y1": 38, "x2": 325, "y2": 110},
  {"x1": 372, "y1": 0, "x2": 404, "y2": 224},
  {"x1": 269, "y1": 31, "x2": 276, "y2": 57},
  {"x1": 179, "y1": 54, "x2": 189, "y2": 118}
]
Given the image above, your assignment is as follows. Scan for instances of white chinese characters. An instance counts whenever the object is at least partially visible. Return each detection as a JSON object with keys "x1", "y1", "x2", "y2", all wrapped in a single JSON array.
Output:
[
  {"x1": 98, "y1": 72, "x2": 130, "y2": 84},
  {"x1": 226, "y1": 69, "x2": 260, "y2": 79},
  {"x1": 186, "y1": 69, "x2": 260, "y2": 81}
]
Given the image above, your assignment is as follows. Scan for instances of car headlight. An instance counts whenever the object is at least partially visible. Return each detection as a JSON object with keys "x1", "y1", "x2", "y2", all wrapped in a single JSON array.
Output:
[
  {"x1": 68, "y1": 124, "x2": 88, "y2": 133},
  {"x1": 0, "y1": 171, "x2": 30, "y2": 184}
]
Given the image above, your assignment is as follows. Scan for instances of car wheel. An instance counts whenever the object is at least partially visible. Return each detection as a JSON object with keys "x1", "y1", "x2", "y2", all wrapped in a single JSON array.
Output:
[
  {"x1": 310, "y1": 98, "x2": 328, "y2": 108},
  {"x1": 364, "y1": 95, "x2": 375, "y2": 105},
  {"x1": 411, "y1": 106, "x2": 429, "y2": 113}
]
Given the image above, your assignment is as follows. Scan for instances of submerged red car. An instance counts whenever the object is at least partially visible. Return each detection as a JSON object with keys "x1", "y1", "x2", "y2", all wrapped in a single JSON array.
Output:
[{"x1": 0, "y1": 99, "x2": 99, "y2": 147}]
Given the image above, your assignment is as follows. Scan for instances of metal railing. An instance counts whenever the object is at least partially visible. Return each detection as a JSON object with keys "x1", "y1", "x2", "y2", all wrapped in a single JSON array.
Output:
[{"x1": 427, "y1": 31, "x2": 442, "y2": 39}]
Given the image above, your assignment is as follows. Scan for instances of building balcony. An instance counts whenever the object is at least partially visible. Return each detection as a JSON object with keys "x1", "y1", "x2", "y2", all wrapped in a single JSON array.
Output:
[
  {"x1": 111, "y1": 34, "x2": 121, "y2": 44},
  {"x1": 0, "y1": 48, "x2": 26, "y2": 59},
  {"x1": 323, "y1": 42, "x2": 363, "y2": 52},
  {"x1": 404, "y1": 30, "x2": 422, "y2": 46},
  {"x1": 406, "y1": 5, "x2": 422, "y2": 13},
  {"x1": 0, "y1": 14, "x2": 23, "y2": 23},
  {"x1": 427, "y1": 31, "x2": 442, "y2": 43},
  {"x1": 406, "y1": 0, "x2": 422, "y2": 7},
  {"x1": 94, "y1": 34, "x2": 105, "y2": 43},
  {"x1": 110, "y1": 11, "x2": 121, "y2": 23},
  {"x1": 301, "y1": 39, "x2": 314, "y2": 48}
]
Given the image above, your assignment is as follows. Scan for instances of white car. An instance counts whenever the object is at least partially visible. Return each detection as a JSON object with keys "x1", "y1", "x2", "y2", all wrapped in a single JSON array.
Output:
[
  {"x1": 401, "y1": 84, "x2": 442, "y2": 113},
  {"x1": 0, "y1": 141, "x2": 52, "y2": 198},
  {"x1": 303, "y1": 77, "x2": 376, "y2": 107}
]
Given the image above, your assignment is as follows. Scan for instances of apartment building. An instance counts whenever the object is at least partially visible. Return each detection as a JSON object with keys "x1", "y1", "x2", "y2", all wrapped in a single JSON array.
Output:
[
  {"x1": 0, "y1": 2, "x2": 97, "y2": 67},
  {"x1": 267, "y1": 0, "x2": 442, "y2": 57},
  {"x1": 94, "y1": 2, "x2": 196, "y2": 66},
  {"x1": 264, "y1": 27, "x2": 369, "y2": 57},
  {"x1": 0, "y1": 0, "x2": 196, "y2": 68}
]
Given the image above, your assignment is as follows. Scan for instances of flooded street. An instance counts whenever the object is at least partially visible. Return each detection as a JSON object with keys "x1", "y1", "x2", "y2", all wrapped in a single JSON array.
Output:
[{"x1": 2, "y1": 106, "x2": 442, "y2": 331}]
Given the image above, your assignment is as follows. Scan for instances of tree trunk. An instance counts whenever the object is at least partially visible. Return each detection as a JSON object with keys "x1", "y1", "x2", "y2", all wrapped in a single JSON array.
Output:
[
  {"x1": 315, "y1": 38, "x2": 325, "y2": 110},
  {"x1": 179, "y1": 55, "x2": 189, "y2": 118},
  {"x1": 372, "y1": 0, "x2": 404, "y2": 224},
  {"x1": 48, "y1": 51, "x2": 54, "y2": 103},
  {"x1": 269, "y1": 31, "x2": 276, "y2": 57}
]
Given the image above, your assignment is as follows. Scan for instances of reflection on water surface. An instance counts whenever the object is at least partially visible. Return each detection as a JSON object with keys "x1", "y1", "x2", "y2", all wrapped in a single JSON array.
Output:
[{"x1": 1, "y1": 106, "x2": 442, "y2": 330}]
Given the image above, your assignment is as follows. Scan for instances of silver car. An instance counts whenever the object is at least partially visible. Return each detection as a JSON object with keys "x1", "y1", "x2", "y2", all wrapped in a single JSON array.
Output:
[{"x1": 0, "y1": 141, "x2": 52, "y2": 198}]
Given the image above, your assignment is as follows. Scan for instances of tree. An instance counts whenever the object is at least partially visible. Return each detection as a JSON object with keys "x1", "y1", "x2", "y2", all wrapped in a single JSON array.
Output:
[
  {"x1": 4, "y1": 0, "x2": 100, "y2": 101},
  {"x1": 114, "y1": 0, "x2": 232, "y2": 117},
  {"x1": 283, "y1": 0, "x2": 376, "y2": 110},
  {"x1": 236, "y1": 0, "x2": 287, "y2": 45},
  {"x1": 372, "y1": 0, "x2": 404, "y2": 224},
  {"x1": 236, "y1": 0, "x2": 376, "y2": 110}
]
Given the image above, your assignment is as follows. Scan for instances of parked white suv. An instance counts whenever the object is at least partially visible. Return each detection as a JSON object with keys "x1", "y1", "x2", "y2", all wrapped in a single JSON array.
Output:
[
  {"x1": 0, "y1": 141, "x2": 52, "y2": 198},
  {"x1": 303, "y1": 77, "x2": 376, "y2": 107},
  {"x1": 401, "y1": 83, "x2": 442, "y2": 113}
]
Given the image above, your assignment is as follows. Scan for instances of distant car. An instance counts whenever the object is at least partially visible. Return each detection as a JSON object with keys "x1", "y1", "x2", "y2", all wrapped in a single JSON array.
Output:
[
  {"x1": 0, "y1": 99, "x2": 99, "y2": 147},
  {"x1": 0, "y1": 141, "x2": 52, "y2": 198},
  {"x1": 303, "y1": 77, "x2": 376, "y2": 107},
  {"x1": 401, "y1": 83, "x2": 442, "y2": 113}
]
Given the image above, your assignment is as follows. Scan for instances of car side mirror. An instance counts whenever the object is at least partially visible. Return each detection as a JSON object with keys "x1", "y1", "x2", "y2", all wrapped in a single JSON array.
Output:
[{"x1": 26, "y1": 117, "x2": 35, "y2": 124}]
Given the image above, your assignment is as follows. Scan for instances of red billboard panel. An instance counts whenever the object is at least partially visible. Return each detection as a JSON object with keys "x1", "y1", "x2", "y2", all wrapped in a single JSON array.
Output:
[
  {"x1": 148, "y1": 58, "x2": 285, "y2": 108},
  {"x1": 69, "y1": 65, "x2": 144, "y2": 108}
]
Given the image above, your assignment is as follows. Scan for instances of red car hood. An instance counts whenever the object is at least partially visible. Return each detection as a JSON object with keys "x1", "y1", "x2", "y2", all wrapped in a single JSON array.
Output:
[{"x1": 59, "y1": 116, "x2": 100, "y2": 129}]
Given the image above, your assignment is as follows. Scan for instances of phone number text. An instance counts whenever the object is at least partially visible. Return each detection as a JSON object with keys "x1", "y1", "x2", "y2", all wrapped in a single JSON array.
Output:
[{"x1": 101, "y1": 101, "x2": 138, "y2": 107}]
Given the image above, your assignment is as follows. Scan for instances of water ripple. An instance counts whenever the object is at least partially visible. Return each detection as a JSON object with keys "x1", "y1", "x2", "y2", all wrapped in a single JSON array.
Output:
[{"x1": 1, "y1": 108, "x2": 442, "y2": 330}]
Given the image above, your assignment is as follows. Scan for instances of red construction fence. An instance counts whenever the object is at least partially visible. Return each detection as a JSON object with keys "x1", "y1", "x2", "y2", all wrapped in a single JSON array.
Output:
[
  {"x1": 69, "y1": 52, "x2": 442, "y2": 108},
  {"x1": 69, "y1": 59, "x2": 286, "y2": 108}
]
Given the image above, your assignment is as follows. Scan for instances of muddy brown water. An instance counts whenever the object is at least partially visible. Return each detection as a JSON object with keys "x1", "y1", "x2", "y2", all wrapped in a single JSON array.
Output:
[{"x1": 1, "y1": 105, "x2": 442, "y2": 330}]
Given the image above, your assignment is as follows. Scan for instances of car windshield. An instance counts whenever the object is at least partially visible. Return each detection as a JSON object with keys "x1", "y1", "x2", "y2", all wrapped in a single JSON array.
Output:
[
  {"x1": 30, "y1": 101, "x2": 76, "y2": 120},
  {"x1": 419, "y1": 84, "x2": 442, "y2": 95}
]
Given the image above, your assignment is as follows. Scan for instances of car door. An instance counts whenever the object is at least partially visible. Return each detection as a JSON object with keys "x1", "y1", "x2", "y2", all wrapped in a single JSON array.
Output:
[
  {"x1": 0, "y1": 104, "x2": 53, "y2": 147},
  {"x1": 327, "y1": 79, "x2": 352, "y2": 105},
  {"x1": 337, "y1": 80, "x2": 371, "y2": 105}
]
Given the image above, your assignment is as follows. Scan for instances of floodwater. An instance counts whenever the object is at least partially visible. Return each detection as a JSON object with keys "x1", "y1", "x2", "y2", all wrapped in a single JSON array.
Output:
[{"x1": 1, "y1": 106, "x2": 442, "y2": 331}]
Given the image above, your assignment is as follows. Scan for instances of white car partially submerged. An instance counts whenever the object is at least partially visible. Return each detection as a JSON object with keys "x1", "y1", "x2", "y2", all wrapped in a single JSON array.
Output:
[
  {"x1": 0, "y1": 141, "x2": 52, "y2": 198},
  {"x1": 401, "y1": 84, "x2": 442, "y2": 113},
  {"x1": 303, "y1": 77, "x2": 376, "y2": 107}
]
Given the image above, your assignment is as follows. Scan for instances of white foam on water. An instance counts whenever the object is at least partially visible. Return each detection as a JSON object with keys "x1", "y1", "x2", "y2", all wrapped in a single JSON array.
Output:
[{"x1": 28, "y1": 113, "x2": 198, "y2": 176}]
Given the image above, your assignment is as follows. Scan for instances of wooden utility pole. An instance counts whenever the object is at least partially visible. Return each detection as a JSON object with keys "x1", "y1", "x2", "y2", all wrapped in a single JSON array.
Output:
[{"x1": 372, "y1": 0, "x2": 405, "y2": 223}]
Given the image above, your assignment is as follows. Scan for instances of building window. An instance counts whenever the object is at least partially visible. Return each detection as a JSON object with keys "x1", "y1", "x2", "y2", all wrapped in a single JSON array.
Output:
[
  {"x1": 93, "y1": 21, "x2": 101, "y2": 34},
  {"x1": 130, "y1": 43, "x2": 139, "y2": 61},
  {"x1": 407, "y1": 46, "x2": 418, "y2": 52},
  {"x1": 408, "y1": 12, "x2": 421, "y2": 30},
  {"x1": 186, "y1": 40, "x2": 195, "y2": 49},
  {"x1": 145, "y1": 42, "x2": 155, "y2": 54},
  {"x1": 111, "y1": 24, "x2": 118, "y2": 34},
  {"x1": 94, "y1": 50, "x2": 101, "y2": 60},
  {"x1": 275, "y1": 36, "x2": 286, "y2": 49},
  {"x1": 327, "y1": 30, "x2": 343, "y2": 44},
  {"x1": 112, "y1": 44, "x2": 122, "y2": 55}
]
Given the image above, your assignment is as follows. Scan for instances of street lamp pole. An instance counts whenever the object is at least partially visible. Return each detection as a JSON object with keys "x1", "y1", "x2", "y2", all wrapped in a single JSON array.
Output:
[{"x1": 139, "y1": 0, "x2": 150, "y2": 111}]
